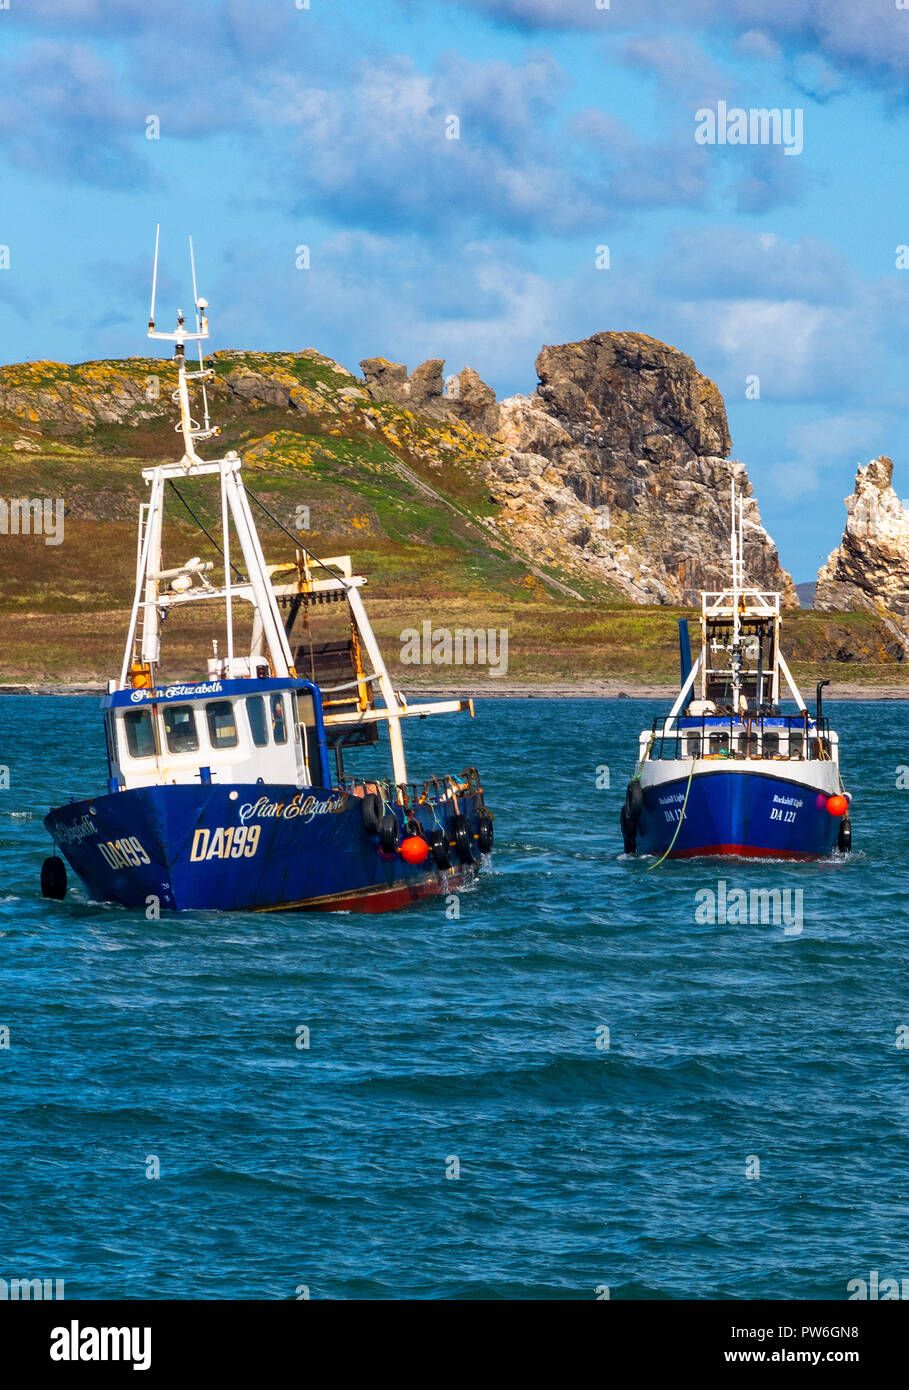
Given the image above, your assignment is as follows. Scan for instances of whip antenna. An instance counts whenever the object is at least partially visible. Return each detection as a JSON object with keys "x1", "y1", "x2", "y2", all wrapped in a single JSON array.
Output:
[
  {"x1": 148, "y1": 223, "x2": 160, "y2": 331},
  {"x1": 189, "y1": 234, "x2": 199, "y2": 310}
]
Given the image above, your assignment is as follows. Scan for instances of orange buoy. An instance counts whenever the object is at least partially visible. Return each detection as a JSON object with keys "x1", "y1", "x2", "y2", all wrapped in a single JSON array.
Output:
[
  {"x1": 826, "y1": 794, "x2": 848, "y2": 817},
  {"x1": 400, "y1": 835, "x2": 429, "y2": 864}
]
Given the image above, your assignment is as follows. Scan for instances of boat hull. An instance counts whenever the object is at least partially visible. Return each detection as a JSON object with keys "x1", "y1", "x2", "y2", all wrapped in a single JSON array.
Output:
[
  {"x1": 44, "y1": 782, "x2": 488, "y2": 913},
  {"x1": 634, "y1": 762, "x2": 843, "y2": 861}
]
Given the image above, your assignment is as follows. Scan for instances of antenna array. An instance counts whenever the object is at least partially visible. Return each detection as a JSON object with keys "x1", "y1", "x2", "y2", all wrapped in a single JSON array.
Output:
[{"x1": 146, "y1": 225, "x2": 220, "y2": 459}]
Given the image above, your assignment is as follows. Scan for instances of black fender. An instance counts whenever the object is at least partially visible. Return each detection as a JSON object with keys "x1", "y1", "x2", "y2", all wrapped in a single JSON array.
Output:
[
  {"x1": 476, "y1": 814, "x2": 494, "y2": 854},
  {"x1": 428, "y1": 828, "x2": 451, "y2": 870},
  {"x1": 41, "y1": 855, "x2": 67, "y2": 900},
  {"x1": 361, "y1": 792, "x2": 385, "y2": 835},
  {"x1": 379, "y1": 811, "x2": 400, "y2": 854},
  {"x1": 625, "y1": 780, "x2": 644, "y2": 818},
  {"x1": 451, "y1": 814, "x2": 474, "y2": 864},
  {"x1": 620, "y1": 804, "x2": 637, "y2": 855}
]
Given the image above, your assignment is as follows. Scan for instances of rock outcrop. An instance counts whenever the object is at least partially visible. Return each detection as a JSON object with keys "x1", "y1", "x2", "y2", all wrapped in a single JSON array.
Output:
[
  {"x1": 0, "y1": 349, "x2": 361, "y2": 433},
  {"x1": 360, "y1": 333, "x2": 794, "y2": 604},
  {"x1": 816, "y1": 457, "x2": 909, "y2": 621},
  {"x1": 0, "y1": 360, "x2": 157, "y2": 433},
  {"x1": 487, "y1": 332, "x2": 794, "y2": 604},
  {"x1": 360, "y1": 356, "x2": 499, "y2": 436}
]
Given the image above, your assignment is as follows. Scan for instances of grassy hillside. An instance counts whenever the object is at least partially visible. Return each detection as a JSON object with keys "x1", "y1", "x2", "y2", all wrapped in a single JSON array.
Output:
[{"x1": 0, "y1": 351, "x2": 906, "y2": 689}]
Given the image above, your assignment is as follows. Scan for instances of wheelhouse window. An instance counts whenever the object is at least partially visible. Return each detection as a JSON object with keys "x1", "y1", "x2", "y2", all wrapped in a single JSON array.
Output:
[
  {"x1": 246, "y1": 696, "x2": 269, "y2": 747},
  {"x1": 206, "y1": 700, "x2": 239, "y2": 749},
  {"x1": 270, "y1": 693, "x2": 287, "y2": 744},
  {"x1": 123, "y1": 708, "x2": 158, "y2": 759},
  {"x1": 163, "y1": 703, "x2": 199, "y2": 754}
]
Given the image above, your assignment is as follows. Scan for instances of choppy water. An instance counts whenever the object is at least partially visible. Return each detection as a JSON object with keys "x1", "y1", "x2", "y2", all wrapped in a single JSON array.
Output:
[{"x1": 1, "y1": 695, "x2": 907, "y2": 1299}]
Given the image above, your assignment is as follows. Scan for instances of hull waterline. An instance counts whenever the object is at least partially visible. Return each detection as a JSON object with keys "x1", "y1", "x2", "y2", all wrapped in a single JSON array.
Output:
[
  {"x1": 634, "y1": 765, "x2": 843, "y2": 861},
  {"x1": 45, "y1": 783, "x2": 487, "y2": 914}
]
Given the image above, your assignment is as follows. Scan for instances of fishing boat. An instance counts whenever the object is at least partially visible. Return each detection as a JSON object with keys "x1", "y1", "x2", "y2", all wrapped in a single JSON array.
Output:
[
  {"x1": 620, "y1": 479, "x2": 852, "y2": 862},
  {"x1": 40, "y1": 236, "x2": 494, "y2": 912}
]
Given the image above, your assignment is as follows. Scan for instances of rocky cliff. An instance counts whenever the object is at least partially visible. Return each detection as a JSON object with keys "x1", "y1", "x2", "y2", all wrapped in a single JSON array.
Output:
[
  {"x1": 494, "y1": 332, "x2": 795, "y2": 604},
  {"x1": 363, "y1": 332, "x2": 795, "y2": 605},
  {"x1": 0, "y1": 332, "x2": 795, "y2": 607},
  {"x1": 816, "y1": 457, "x2": 909, "y2": 629}
]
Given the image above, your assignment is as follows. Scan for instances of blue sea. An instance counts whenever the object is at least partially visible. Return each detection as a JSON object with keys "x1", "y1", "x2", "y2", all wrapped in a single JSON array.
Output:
[{"x1": 1, "y1": 694, "x2": 907, "y2": 1300}]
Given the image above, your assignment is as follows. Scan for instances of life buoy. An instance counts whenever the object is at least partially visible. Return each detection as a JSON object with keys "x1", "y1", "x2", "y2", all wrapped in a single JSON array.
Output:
[
  {"x1": 451, "y1": 814, "x2": 474, "y2": 864},
  {"x1": 41, "y1": 855, "x2": 67, "y2": 900},
  {"x1": 428, "y1": 828, "x2": 451, "y2": 870},
  {"x1": 476, "y1": 814, "x2": 494, "y2": 853},
  {"x1": 361, "y1": 792, "x2": 384, "y2": 835},
  {"x1": 379, "y1": 811, "x2": 399, "y2": 854}
]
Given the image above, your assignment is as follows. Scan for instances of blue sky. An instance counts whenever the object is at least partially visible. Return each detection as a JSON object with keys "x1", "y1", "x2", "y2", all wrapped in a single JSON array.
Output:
[{"x1": 2, "y1": 1, "x2": 909, "y2": 580}]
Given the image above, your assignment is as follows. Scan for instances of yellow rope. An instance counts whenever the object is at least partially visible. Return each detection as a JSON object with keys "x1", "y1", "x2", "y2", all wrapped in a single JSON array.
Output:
[
  {"x1": 634, "y1": 732, "x2": 656, "y2": 779},
  {"x1": 646, "y1": 760, "x2": 696, "y2": 871}
]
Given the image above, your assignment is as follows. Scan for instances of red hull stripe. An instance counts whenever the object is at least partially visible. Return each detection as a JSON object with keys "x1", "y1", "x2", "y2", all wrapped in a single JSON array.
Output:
[
  {"x1": 669, "y1": 844, "x2": 820, "y2": 861},
  {"x1": 253, "y1": 867, "x2": 473, "y2": 914}
]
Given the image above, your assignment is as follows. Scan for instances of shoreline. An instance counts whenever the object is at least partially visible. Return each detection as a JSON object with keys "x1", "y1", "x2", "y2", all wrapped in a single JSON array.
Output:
[{"x1": 5, "y1": 680, "x2": 909, "y2": 700}]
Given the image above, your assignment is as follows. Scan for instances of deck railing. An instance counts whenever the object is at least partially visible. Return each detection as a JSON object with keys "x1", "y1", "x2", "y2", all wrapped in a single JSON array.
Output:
[{"x1": 645, "y1": 714, "x2": 835, "y2": 762}]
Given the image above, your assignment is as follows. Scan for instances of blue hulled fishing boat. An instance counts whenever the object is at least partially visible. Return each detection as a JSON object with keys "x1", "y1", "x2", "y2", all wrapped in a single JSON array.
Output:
[
  {"x1": 621, "y1": 481, "x2": 852, "y2": 862},
  {"x1": 40, "y1": 235, "x2": 493, "y2": 912}
]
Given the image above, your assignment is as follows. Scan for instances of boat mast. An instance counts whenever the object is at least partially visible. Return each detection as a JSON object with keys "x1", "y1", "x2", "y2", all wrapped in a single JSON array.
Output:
[
  {"x1": 730, "y1": 476, "x2": 742, "y2": 712},
  {"x1": 116, "y1": 230, "x2": 472, "y2": 789},
  {"x1": 120, "y1": 229, "x2": 294, "y2": 686}
]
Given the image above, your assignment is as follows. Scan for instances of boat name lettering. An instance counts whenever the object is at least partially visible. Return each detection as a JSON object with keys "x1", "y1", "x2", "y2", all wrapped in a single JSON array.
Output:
[
  {"x1": 238, "y1": 793, "x2": 347, "y2": 824},
  {"x1": 163, "y1": 681, "x2": 222, "y2": 699},
  {"x1": 56, "y1": 815, "x2": 97, "y2": 845},
  {"x1": 771, "y1": 794, "x2": 804, "y2": 808},
  {"x1": 129, "y1": 681, "x2": 224, "y2": 703},
  {"x1": 658, "y1": 792, "x2": 685, "y2": 806}
]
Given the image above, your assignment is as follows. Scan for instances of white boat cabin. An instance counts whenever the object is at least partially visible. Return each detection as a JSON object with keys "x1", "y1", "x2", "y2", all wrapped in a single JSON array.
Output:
[{"x1": 103, "y1": 678, "x2": 328, "y2": 791}]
